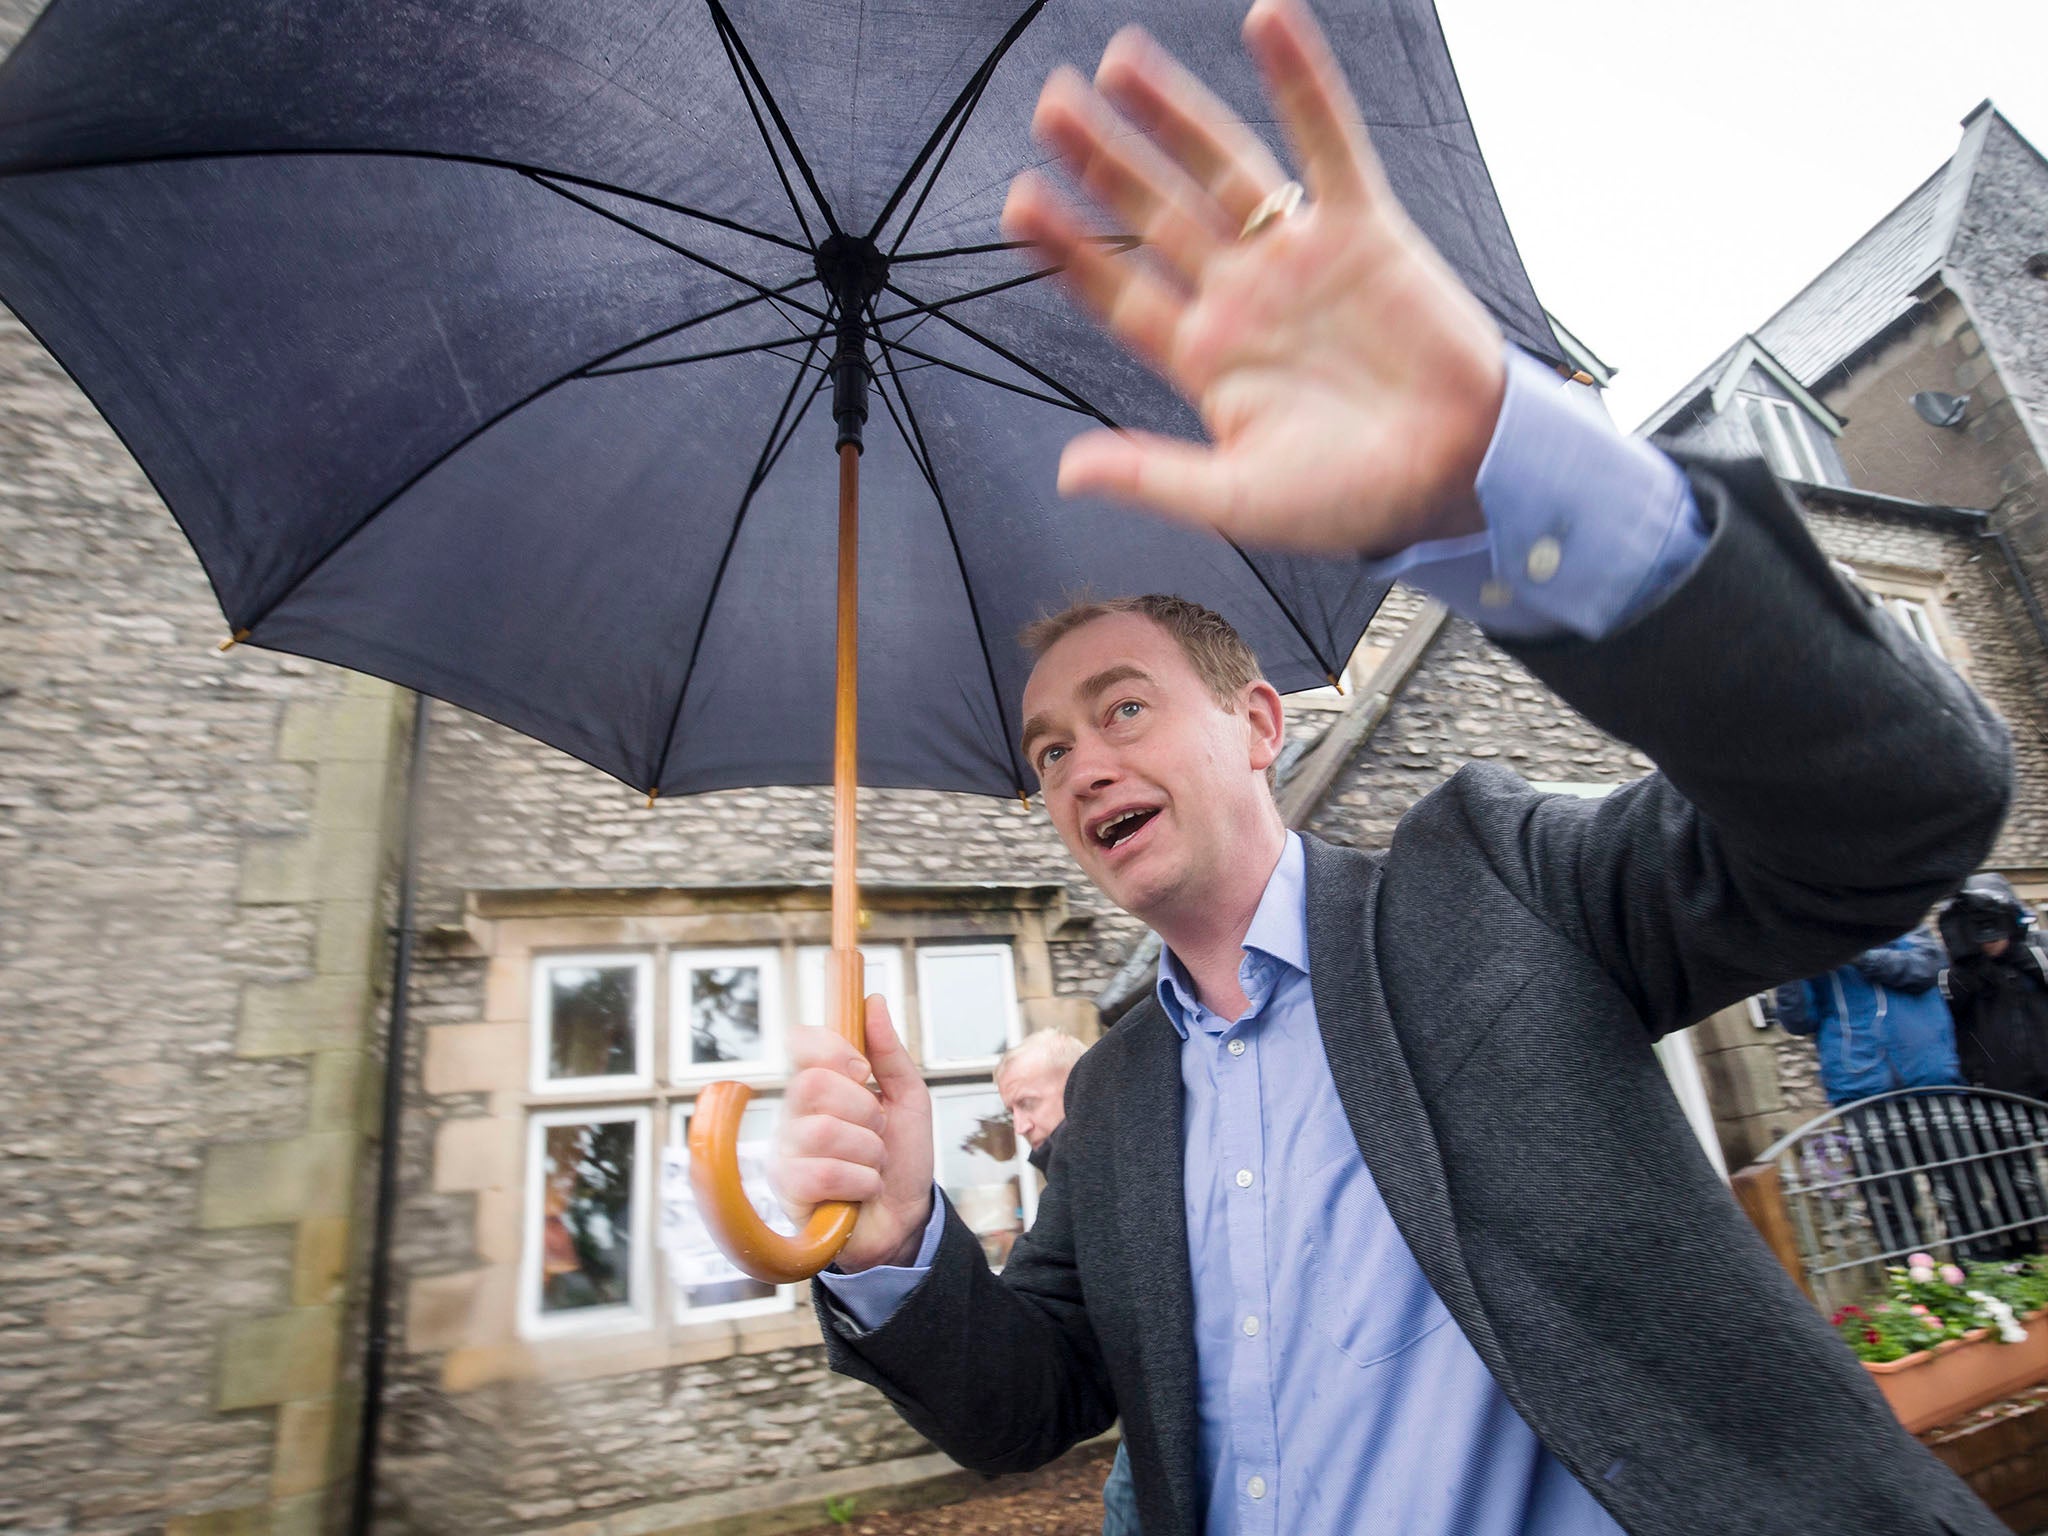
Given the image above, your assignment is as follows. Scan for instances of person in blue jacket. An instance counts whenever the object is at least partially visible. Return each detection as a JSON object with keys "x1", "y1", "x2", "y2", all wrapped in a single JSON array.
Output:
[
  {"x1": 1774, "y1": 928, "x2": 1966, "y2": 1258},
  {"x1": 1773, "y1": 927, "x2": 1963, "y2": 1104}
]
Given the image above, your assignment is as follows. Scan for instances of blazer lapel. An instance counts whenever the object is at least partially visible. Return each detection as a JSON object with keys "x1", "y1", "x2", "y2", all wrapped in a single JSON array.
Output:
[
  {"x1": 1108, "y1": 1000, "x2": 1203, "y2": 1536},
  {"x1": 1301, "y1": 836, "x2": 1513, "y2": 1388}
]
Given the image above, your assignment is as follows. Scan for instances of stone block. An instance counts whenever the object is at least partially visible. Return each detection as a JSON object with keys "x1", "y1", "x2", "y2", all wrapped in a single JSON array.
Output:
[
  {"x1": 313, "y1": 899, "x2": 378, "y2": 977},
  {"x1": 1697, "y1": 1042, "x2": 1784, "y2": 1122},
  {"x1": 237, "y1": 976, "x2": 370, "y2": 1058},
  {"x1": 306, "y1": 1052, "x2": 364, "y2": 1134},
  {"x1": 423, "y1": 1023, "x2": 524, "y2": 1096},
  {"x1": 474, "y1": 1186, "x2": 521, "y2": 1265},
  {"x1": 1010, "y1": 920, "x2": 1054, "y2": 1001},
  {"x1": 269, "y1": 1494, "x2": 325, "y2": 1536},
  {"x1": 311, "y1": 827, "x2": 383, "y2": 898},
  {"x1": 271, "y1": 1396, "x2": 336, "y2": 1499},
  {"x1": 238, "y1": 836, "x2": 319, "y2": 906},
  {"x1": 278, "y1": 696, "x2": 400, "y2": 765},
  {"x1": 313, "y1": 757, "x2": 391, "y2": 834},
  {"x1": 164, "y1": 1503, "x2": 271, "y2": 1536},
  {"x1": 1022, "y1": 995, "x2": 1102, "y2": 1043},
  {"x1": 434, "y1": 1116, "x2": 519, "y2": 1194},
  {"x1": 217, "y1": 1306, "x2": 340, "y2": 1410},
  {"x1": 405, "y1": 1269, "x2": 487, "y2": 1354},
  {"x1": 484, "y1": 956, "x2": 531, "y2": 1024},
  {"x1": 292, "y1": 1216, "x2": 350, "y2": 1308},
  {"x1": 199, "y1": 1133, "x2": 354, "y2": 1229},
  {"x1": 1687, "y1": 1003, "x2": 1762, "y2": 1057}
]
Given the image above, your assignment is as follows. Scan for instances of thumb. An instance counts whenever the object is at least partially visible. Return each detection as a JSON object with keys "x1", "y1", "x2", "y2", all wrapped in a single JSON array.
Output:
[{"x1": 862, "y1": 994, "x2": 924, "y2": 1101}]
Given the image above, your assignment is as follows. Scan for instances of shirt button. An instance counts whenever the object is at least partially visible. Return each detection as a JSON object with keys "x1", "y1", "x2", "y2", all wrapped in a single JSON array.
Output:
[
  {"x1": 1242, "y1": 1315, "x2": 1260, "y2": 1337},
  {"x1": 1247, "y1": 1475, "x2": 1268, "y2": 1500},
  {"x1": 1227, "y1": 1039, "x2": 1246, "y2": 1057},
  {"x1": 1235, "y1": 1168, "x2": 1254, "y2": 1188},
  {"x1": 1527, "y1": 535, "x2": 1563, "y2": 583}
]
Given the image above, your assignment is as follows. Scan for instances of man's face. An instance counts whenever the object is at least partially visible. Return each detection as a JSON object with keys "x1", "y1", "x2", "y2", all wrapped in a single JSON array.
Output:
[
  {"x1": 1020, "y1": 613, "x2": 1280, "y2": 922},
  {"x1": 998, "y1": 1057, "x2": 1070, "y2": 1152},
  {"x1": 1984, "y1": 937, "x2": 2012, "y2": 959}
]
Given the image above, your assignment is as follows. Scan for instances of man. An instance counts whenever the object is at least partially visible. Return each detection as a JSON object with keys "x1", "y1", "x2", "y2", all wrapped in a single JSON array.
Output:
[
  {"x1": 1773, "y1": 932, "x2": 1964, "y2": 1255},
  {"x1": 1941, "y1": 875, "x2": 2048, "y2": 1099},
  {"x1": 995, "y1": 1030, "x2": 1088, "y2": 1173},
  {"x1": 771, "y1": 4, "x2": 2012, "y2": 1533},
  {"x1": 996, "y1": 1032, "x2": 1141, "y2": 1536}
]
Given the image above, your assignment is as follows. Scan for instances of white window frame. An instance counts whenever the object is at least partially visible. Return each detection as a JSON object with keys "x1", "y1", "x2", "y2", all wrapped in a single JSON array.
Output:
[
  {"x1": 929, "y1": 1079, "x2": 1039, "y2": 1265},
  {"x1": 914, "y1": 942, "x2": 1023, "y2": 1072},
  {"x1": 795, "y1": 944, "x2": 908, "y2": 1038},
  {"x1": 1888, "y1": 596, "x2": 1943, "y2": 654},
  {"x1": 669, "y1": 946, "x2": 786, "y2": 1084},
  {"x1": 664, "y1": 1099, "x2": 799, "y2": 1323},
  {"x1": 519, "y1": 1106, "x2": 652, "y2": 1340},
  {"x1": 1740, "y1": 392, "x2": 1828, "y2": 484},
  {"x1": 529, "y1": 951, "x2": 655, "y2": 1095}
]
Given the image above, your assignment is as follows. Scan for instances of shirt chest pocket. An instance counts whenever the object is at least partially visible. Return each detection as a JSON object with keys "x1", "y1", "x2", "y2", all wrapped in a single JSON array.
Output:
[{"x1": 1296, "y1": 1145, "x2": 1456, "y2": 1369}]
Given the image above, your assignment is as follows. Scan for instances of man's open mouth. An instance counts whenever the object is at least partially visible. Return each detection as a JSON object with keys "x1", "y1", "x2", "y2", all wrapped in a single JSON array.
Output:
[{"x1": 1092, "y1": 807, "x2": 1160, "y2": 850}]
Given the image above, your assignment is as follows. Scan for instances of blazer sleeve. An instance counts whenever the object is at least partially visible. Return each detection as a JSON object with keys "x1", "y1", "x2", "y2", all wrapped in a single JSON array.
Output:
[
  {"x1": 1468, "y1": 452, "x2": 2011, "y2": 1036},
  {"x1": 810, "y1": 1122, "x2": 1116, "y2": 1475}
]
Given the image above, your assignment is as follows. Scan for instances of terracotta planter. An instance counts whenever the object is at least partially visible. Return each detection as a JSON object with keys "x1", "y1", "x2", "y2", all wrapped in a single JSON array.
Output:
[{"x1": 1867, "y1": 1311, "x2": 2048, "y2": 1433}]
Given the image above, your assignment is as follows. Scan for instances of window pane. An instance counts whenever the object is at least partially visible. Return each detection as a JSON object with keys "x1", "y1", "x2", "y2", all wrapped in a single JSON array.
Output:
[
  {"x1": 545, "y1": 964, "x2": 640, "y2": 1082},
  {"x1": 919, "y1": 948, "x2": 1014, "y2": 1064},
  {"x1": 933, "y1": 1088, "x2": 1024, "y2": 1269},
  {"x1": 538, "y1": 1119, "x2": 636, "y2": 1315},
  {"x1": 1743, "y1": 396, "x2": 1792, "y2": 479},
  {"x1": 797, "y1": 946, "x2": 903, "y2": 1034},
  {"x1": 663, "y1": 1101, "x2": 790, "y2": 1315},
  {"x1": 686, "y1": 964, "x2": 765, "y2": 1067}
]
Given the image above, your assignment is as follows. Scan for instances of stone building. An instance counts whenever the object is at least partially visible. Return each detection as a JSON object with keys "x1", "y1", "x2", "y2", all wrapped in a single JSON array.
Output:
[{"x1": 5, "y1": 42, "x2": 2048, "y2": 1535}]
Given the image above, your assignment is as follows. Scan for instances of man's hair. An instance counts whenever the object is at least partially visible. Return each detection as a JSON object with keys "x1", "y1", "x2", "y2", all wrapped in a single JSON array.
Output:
[
  {"x1": 1020, "y1": 594, "x2": 1263, "y2": 711},
  {"x1": 994, "y1": 1029, "x2": 1088, "y2": 1089}
]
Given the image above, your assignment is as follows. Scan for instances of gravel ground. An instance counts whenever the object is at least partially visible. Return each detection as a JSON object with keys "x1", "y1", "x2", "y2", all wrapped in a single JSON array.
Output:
[{"x1": 787, "y1": 1442, "x2": 1118, "y2": 1536}]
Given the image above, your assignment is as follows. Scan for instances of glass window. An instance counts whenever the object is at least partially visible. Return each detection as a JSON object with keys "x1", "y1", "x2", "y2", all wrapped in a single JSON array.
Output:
[
  {"x1": 916, "y1": 945, "x2": 1019, "y2": 1067},
  {"x1": 671, "y1": 947, "x2": 784, "y2": 1080},
  {"x1": 524, "y1": 1111, "x2": 646, "y2": 1335},
  {"x1": 931, "y1": 1083, "x2": 1033, "y2": 1269},
  {"x1": 1889, "y1": 597, "x2": 1944, "y2": 655},
  {"x1": 532, "y1": 954, "x2": 651, "y2": 1091},
  {"x1": 1741, "y1": 393, "x2": 1827, "y2": 484},
  {"x1": 663, "y1": 1099, "x2": 795, "y2": 1320},
  {"x1": 796, "y1": 945, "x2": 906, "y2": 1036}
]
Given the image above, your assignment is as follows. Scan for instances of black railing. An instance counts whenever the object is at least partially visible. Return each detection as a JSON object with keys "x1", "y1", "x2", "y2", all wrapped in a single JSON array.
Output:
[{"x1": 1743, "y1": 1088, "x2": 2048, "y2": 1312}]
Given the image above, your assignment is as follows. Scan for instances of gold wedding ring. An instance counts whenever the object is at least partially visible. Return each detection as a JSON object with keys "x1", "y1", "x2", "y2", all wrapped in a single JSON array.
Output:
[{"x1": 1240, "y1": 180, "x2": 1305, "y2": 241}]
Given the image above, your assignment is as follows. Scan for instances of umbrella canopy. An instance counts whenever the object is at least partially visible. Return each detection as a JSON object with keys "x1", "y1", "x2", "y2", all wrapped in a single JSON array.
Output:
[{"x1": 0, "y1": 0, "x2": 1554, "y2": 801}]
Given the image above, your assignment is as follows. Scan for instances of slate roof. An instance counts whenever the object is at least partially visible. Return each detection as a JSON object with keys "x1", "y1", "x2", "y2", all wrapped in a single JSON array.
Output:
[{"x1": 1637, "y1": 103, "x2": 2003, "y2": 436}]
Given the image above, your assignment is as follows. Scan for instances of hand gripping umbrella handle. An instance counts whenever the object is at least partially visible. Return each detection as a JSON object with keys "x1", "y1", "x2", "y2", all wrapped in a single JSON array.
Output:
[{"x1": 687, "y1": 949, "x2": 866, "y2": 1284}]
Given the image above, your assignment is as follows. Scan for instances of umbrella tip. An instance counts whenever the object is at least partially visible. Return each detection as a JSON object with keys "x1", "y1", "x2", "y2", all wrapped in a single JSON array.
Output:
[
  {"x1": 1016, "y1": 791, "x2": 1032, "y2": 812},
  {"x1": 645, "y1": 788, "x2": 659, "y2": 809},
  {"x1": 216, "y1": 627, "x2": 251, "y2": 653},
  {"x1": 1326, "y1": 671, "x2": 1345, "y2": 695}
]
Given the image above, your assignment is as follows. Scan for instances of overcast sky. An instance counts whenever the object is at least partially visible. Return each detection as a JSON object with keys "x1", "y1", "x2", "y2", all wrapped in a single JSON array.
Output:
[{"x1": 1430, "y1": 0, "x2": 2048, "y2": 431}]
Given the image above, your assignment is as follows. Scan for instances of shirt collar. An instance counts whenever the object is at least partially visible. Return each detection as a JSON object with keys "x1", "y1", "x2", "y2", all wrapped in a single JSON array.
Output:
[{"x1": 1154, "y1": 832, "x2": 1310, "y2": 1038}]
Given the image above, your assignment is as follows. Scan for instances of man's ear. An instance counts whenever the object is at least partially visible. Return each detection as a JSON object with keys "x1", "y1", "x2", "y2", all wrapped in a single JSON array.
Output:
[{"x1": 1243, "y1": 680, "x2": 1286, "y2": 773}]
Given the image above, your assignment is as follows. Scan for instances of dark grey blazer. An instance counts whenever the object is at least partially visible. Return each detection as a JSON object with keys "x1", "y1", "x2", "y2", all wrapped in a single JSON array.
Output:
[{"x1": 817, "y1": 456, "x2": 2014, "y2": 1536}]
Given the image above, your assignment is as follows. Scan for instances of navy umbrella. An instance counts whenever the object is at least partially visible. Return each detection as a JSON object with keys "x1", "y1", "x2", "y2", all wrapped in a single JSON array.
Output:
[{"x1": 0, "y1": 0, "x2": 1556, "y2": 1278}]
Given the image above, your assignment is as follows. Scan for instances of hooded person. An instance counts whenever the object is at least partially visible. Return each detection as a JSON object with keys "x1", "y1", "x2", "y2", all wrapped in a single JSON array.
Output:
[{"x1": 1940, "y1": 875, "x2": 2048, "y2": 1099}]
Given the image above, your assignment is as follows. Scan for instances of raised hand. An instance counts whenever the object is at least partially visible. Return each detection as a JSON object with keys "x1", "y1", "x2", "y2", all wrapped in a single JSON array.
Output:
[
  {"x1": 1001, "y1": 0, "x2": 1506, "y2": 557},
  {"x1": 773, "y1": 995, "x2": 935, "y2": 1273}
]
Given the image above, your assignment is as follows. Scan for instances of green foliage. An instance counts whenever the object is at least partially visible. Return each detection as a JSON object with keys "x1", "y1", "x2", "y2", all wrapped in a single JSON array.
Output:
[
  {"x1": 825, "y1": 1494, "x2": 858, "y2": 1526},
  {"x1": 1833, "y1": 1256, "x2": 2048, "y2": 1363}
]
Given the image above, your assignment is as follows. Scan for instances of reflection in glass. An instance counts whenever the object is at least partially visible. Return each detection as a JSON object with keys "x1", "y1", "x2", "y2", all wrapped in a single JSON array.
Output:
[
  {"x1": 547, "y1": 964, "x2": 639, "y2": 1081},
  {"x1": 934, "y1": 1089, "x2": 1023, "y2": 1268},
  {"x1": 688, "y1": 966, "x2": 763, "y2": 1065},
  {"x1": 665, "y1": 1101, "x2": 789, "y2": 1314},
  {"x1": 920, "y1": 949, "x2": 1012, "y2": 1063},
  {"x1": 539, "y1": 1119, "x2": 635, "y2": 1314}
]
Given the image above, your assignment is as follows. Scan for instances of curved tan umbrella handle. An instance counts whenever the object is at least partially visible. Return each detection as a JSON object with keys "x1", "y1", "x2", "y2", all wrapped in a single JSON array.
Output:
[{"x1": 687, "y1": 443, "x2": 869, "y2": 1286}]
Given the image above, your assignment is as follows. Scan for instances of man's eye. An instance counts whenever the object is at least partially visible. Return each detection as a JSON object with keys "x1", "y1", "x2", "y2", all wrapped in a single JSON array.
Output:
[
  {"x1": 1114, "y1": 701, "x2": 1143, "y2": 720},
  {"x1": 1040, "y1": 745, "x2": 1067, "y2": 767}
]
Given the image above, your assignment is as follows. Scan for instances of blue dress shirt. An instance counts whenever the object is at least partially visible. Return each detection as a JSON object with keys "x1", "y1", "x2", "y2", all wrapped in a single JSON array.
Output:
[{"x1": 819, "y1": 347, "x2": 1706, "y2": 1532}]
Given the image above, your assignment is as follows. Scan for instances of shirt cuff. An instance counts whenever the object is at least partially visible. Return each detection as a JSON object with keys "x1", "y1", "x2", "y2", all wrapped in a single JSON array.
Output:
[
  {"x1": 815, "y1": 1190, "x2": 945, "y2": 1332},
  {"x1": 1365, "y1": 345, "x2": 1707, "y2": 641}
]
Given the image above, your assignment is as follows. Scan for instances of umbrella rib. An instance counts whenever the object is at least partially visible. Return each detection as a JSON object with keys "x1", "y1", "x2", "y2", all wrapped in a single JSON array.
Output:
[
  {"x1": 0, "y1": 146, "x2": 810, "y2": 253},
  {"x1": 867, "y1": 307, "x2": 1027, "y2": 794},
  {"x1": 582, "y1": 333, "x2": 830, "y2": 380},
  {"x1": 879, "y1": 32, "x2": 1000, "y2": 257},
  {"x1": 866, "y1": 0, "x2": 1050, "y2": 244},
  {"x1": 862, "y1": 335, "x2": 1093, "y2": 416},
  {"x1": 704, "y1": 0, "x2": 842, "y2": 238},
  {"x1": 234, "y1": 301, "x2": 826, "y2": 634},
  {"x1": 707, "y1": 0, "x2": 815, "y2": 246},
  {"x1": 527, "y1": 173, "x2": 830, "y2": 328},
  {"x1": 892, "y1": 235, "x2": 1131, "y2": 262},
  {"x1": 866, "y1": 244, "x2": 1152, "y2": 327},
  {"x1": 882, "y1": 280, "x2": 1118, "y2": 428},
  {"x1": 571, "y1": 278, "x2": 821, "y2": 378},
  {"x1": 649, "y1": 320, "x2": 835, "y2": 792}
]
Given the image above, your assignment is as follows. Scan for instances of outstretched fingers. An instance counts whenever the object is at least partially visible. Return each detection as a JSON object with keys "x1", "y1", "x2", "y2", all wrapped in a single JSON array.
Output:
[
  {"x1": 1058, "y1": 427, "x2": 1250, "y2": 534},
  {"x1": 1241, "y1": 0, "x2": 1389, "y2": 209},
  {"x1": 1002, "y1": 173, "x2": 1182, "y2": 371}
]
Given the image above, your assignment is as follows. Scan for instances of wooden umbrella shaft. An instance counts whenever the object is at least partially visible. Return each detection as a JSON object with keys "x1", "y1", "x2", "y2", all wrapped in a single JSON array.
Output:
[{"x1": 686, "y1": 442, "x2": 864, "y2": 1284}]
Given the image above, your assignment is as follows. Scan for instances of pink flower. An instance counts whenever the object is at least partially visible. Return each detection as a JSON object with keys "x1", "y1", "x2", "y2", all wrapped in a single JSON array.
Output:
[
  {"x1": 1941, "y1": 1264, "x2": 1967, "y2": 1286},
  {"x1": 1910, "y1": 1304, "x2": 1931, "y2": 1315},
  {"x1": 1909, "y1": 1252, "x2": 1936, "y2": 1269}
]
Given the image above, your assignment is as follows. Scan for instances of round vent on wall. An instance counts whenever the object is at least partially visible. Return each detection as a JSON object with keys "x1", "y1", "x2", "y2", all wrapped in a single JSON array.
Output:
[
  {"x1": 1912, "y1": 391, "x2": 1970, "y2": 429},
  {"x1": 2026, "y1": 252, "x2": 2048, "y2": 278}
]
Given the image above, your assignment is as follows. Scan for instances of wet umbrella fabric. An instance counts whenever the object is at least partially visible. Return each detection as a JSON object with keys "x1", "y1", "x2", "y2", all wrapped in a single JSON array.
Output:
[{"x1": 0, "y1": 0, "x2": 1556, "y2": 800}]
